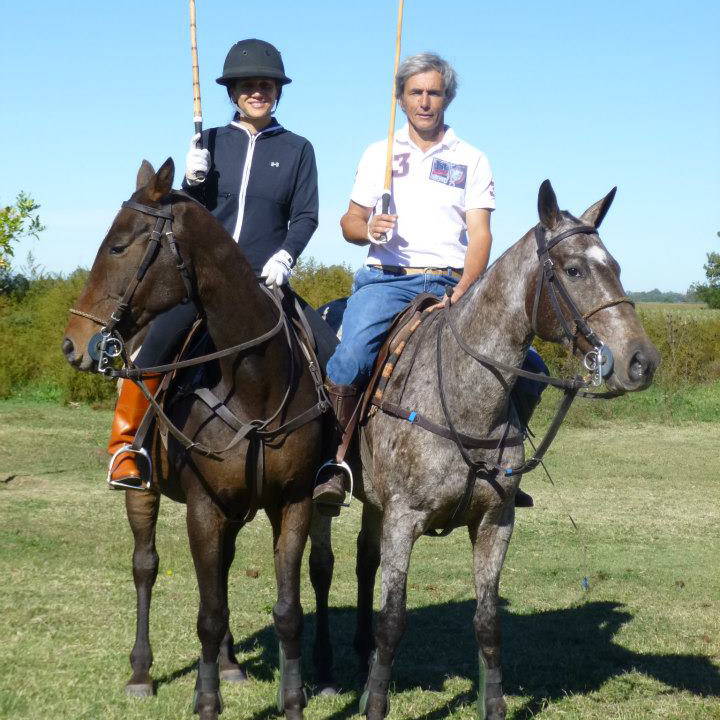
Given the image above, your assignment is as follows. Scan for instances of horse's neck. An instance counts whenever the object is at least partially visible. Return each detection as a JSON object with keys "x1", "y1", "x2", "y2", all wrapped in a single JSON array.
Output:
[
  {"x1": 179, "y1": 203, "x2": 284, "y2": 397},
  {"x1": 448, "y1": 232, "x2": 536, "y2": 425}
]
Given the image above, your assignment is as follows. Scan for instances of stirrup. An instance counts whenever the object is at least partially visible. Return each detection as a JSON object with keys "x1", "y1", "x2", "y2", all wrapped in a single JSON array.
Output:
[
  {"x1": 314, "y1": 459, "x2": 354, "y2": 507},
  {"x1": 107, "y1": 445, "x2": 152, "y2": 491}
]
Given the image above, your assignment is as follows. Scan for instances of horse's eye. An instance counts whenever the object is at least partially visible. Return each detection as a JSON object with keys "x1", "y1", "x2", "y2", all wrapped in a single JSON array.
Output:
[
  {"x1": 110, "y1": 245, "x2": 128, "y2": 255},
  {"x1": 565, "y1": 266, "x2": 583, "y2": 279}
]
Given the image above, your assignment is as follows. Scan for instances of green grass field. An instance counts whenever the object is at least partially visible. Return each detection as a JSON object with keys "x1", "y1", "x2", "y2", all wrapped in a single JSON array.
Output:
[{"x1": 0, "y1": 399, "x2": 718, "y2": 719}]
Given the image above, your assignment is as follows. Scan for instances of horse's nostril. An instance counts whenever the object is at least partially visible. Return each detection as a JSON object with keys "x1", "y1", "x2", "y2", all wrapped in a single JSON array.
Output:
[
  {"x1": 62, "y1": 338, "x2": 74, "y2": 357},
  {"x1": 629, "y1": 351, "x2": 647, "y2": 381}
]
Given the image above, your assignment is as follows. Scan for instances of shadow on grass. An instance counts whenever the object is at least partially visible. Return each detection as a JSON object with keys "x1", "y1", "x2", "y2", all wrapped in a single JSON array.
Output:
[{"x1": 157, "y1": 600, "x2": 720, "y2": 719}]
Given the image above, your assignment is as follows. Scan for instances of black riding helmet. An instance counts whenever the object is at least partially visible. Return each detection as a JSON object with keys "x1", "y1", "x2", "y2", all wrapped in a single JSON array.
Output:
[{"x1": 216, "y1": 39, "x2": 292, "y2": 87}]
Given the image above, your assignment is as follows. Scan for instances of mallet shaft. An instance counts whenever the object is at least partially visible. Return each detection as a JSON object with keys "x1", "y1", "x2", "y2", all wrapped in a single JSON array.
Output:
[
  {"x1": 380, "y1": 0, "x2": 405, "y2": 236},
  {"x1": 189, "y1": 0, "x2": 204, "y2": 168}
]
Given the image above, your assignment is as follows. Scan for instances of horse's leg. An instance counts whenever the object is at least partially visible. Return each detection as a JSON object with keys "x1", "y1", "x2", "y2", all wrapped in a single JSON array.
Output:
[
  {"x1": 267, "y1": 497, "x2": 312, "y2": 720},
  {"x1": 468, "y1": 506, "x2": 515, "y2": 720},
  {"x1": 354, "y1": 503, "x2": 382, "y2": 671},
  {"x1": 217, "y1": 524, "x2": 247, "y2": 683},
  {"x1": 360, "y1": 506, "x2": 419, "y2": 720},
  {"x1": 125, "y1": 489, "x2": 160, "y2": 697},
  {"x1": 187, "y1": 496, "x2": 230, "y2": 720},
  {"x1": 308, "y1": 509, "x2": 336, "y2": 693}
]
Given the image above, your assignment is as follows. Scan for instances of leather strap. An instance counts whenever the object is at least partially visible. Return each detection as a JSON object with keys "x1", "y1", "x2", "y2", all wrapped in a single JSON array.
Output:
[
  {"x1": 112, "y1": 286, "x2": 286, "y2": 379},
  {"x1": 377, "y1": 401, "x2": 524, "y2": 449}
]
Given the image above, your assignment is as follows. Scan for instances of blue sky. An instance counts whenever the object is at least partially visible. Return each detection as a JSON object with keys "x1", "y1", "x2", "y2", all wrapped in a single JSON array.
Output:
[{"x1": 1, "y1": 0, "x2": 718, "y2": 292}]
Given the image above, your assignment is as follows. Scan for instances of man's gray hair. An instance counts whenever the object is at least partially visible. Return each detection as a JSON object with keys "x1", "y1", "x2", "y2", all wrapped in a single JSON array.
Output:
[{"x1": 395, "y1": 52, "x2": 458, "y2": 108}]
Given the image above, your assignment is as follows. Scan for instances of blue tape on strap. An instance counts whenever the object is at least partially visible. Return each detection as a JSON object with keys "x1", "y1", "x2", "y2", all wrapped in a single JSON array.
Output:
[{"x1": 407, "y1": 411, "x2": 417, "y2": 423}]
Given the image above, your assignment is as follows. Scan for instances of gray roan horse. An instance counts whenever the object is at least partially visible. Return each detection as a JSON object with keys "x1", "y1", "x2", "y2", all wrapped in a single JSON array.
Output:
[
  {"x1": 62, "y1": 159, "x2": 337, "y2": 720},
  {"x1": 348, "y1": 180, "x2": 659, "y2": 719}
]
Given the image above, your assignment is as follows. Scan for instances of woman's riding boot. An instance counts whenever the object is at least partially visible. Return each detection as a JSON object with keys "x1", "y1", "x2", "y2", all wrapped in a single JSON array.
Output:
[
  {"x1": 313, "y1": 381, "x2": 360, "y2": 516},
  {"x1": 107, "y1": 376, "x2": 162, "y2": 489}
]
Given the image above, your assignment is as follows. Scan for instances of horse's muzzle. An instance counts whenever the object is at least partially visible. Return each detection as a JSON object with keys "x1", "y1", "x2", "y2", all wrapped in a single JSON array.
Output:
[
  {"x1": 62, "y1": 336, "x2": 96, "y2": 372},
  {"x1": 611, "y1": 339, "x2": 660, "y2": 391}
]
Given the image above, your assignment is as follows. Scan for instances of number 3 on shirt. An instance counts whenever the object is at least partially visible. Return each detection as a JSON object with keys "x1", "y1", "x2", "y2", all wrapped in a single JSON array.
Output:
[{"x1": 392, "y1": 153, "x2": 410, "y2": 178}]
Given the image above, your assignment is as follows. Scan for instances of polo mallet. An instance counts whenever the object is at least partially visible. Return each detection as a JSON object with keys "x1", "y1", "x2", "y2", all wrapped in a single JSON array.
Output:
[
  {"x1": 189, "y1": 0, "x2": 205, "y2": 182},
  {"x1": 378, "y1": 0, "x2": 405, "y2": 243}
]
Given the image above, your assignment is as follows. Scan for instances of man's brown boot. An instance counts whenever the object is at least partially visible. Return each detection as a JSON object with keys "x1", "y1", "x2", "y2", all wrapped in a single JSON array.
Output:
[
  {"x1": 107, "y1": 376, "x2": 161, "y2": 489},
  {"x1": 313, "y1": 381, "x2": 360, "y2": 516}
]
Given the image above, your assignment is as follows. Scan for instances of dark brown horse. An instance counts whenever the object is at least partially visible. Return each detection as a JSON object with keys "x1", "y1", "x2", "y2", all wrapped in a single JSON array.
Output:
[{"x1": 62, "y1": 158, "x2": 333, "y2": 720}]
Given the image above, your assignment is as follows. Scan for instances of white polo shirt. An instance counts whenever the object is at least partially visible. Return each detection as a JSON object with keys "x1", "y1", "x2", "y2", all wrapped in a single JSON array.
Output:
[{"x1": 350, "y1": 124, "x2": 495, "y2": 269}]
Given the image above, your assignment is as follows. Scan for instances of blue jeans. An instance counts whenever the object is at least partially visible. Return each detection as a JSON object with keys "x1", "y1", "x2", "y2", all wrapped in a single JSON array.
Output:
[{"x1": 326, "y1": 266, "x2": 458, "y2": 386}]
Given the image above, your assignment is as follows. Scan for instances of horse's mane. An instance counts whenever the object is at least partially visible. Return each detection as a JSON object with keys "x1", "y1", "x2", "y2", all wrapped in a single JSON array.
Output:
[{"x1": 453, "y1": 210, "x2": 583, "y2": 312}]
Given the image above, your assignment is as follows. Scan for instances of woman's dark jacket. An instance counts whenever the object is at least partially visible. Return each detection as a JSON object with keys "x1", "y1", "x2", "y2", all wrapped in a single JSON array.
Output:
[{"x1": 182, "y1": 117, "x2": 318, "y2": 274}]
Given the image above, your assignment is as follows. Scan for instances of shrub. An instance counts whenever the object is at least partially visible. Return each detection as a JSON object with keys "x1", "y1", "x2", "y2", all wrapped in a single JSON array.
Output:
[
  {"x1": 290, "y1": 258, "x2": 353, "y2": 308},
  {"x1": 533, "y1": 303, "x2": 720, "y2": 388},
  {"x1": 0, "y1": 269, "x2": 115, "y2": 403},
  {"x1": 1, "y1": 262, "x2": 718, "y2": 406}
]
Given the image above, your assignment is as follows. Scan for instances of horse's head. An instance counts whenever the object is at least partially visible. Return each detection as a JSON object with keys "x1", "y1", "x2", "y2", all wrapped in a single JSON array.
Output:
[
  {"x1": 529, "y1": 180, "x2": 659, "y2": 392},
  {"x1": 62, "y1": 158, "x2": 194, "y2": 372}
]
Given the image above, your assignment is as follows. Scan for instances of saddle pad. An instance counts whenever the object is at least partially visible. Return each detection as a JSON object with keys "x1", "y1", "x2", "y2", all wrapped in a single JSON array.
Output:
[{"x1": 359, "y1": 292, "x2": 441, "y2": 424}]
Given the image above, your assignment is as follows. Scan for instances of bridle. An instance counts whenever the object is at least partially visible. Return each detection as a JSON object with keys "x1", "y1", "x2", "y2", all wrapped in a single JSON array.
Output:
[
  {"x1": 377, "y1": 221, "x2": 636, "y2": 535},
  {"x1": 69, "y1": 199, "x2": 194, "y2": 375},
  {"x1": 68, "y1": 195, "x2": 329, "y2": 467},
  {"x1": 531, "y1": 223, "x2": 633, "y2": 386}
]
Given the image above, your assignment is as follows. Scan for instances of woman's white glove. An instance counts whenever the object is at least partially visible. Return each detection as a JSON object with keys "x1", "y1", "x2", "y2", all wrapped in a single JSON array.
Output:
[
  {"x1": 261, "y1": 249, "x2": 293, "y2": 288},
  {"x1": 185, "y1": 133, "x2": 210, "y2": 186}
]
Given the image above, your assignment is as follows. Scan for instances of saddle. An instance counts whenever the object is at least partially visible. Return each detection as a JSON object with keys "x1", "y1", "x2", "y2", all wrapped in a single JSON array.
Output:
[
  {"x1": 134, "y1": 288, "x2": 330, "y2": 517},
  {"x1": 360, "y1": 292, "x2": 441, "y2": 422},
  {"x1": 332, "y1": 293, "x2": 442, "y2": 466}
]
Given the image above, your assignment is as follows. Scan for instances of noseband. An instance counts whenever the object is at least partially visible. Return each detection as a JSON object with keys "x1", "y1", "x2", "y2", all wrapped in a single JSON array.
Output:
[
  {"x1": 69, "y1": 198, "x2": 194, "y2": 374},
  {"x1": 531, "y1": 223, "x2": 634, "y2": 385}
]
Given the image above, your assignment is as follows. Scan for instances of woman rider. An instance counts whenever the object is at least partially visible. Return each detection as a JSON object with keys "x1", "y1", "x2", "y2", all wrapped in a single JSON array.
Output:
[{"x1": 107, "y1": 38, "x2": 319, "y2": 489}]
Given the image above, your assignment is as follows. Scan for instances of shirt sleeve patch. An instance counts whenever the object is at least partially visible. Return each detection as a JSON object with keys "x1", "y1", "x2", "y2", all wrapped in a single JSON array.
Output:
[{"x1": 429, "y1": 158, "x2": 467, "y2": 189}]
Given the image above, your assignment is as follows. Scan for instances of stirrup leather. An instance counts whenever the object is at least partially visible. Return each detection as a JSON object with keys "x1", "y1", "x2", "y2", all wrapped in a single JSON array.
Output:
[
  {"x1": 107, "y1": 445, "x2": 152, "y2": 491},
  {"x1": 314, "y1": 459, "x2": 354, "y2": 507}
]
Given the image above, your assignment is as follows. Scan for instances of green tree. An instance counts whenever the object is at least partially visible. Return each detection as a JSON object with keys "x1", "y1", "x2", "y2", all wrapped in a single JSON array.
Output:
[
  {"x1": 290, "y1": 257, "x2": 353, "y2": 308},
  {"x1": 0, "y1": 192, "x2": 45, "y2": 270},
  {"x1": 691, "y1": 232, "x2": 720, "y2": 309}
]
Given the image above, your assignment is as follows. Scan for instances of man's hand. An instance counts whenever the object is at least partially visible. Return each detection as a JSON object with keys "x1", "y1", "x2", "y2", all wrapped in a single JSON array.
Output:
[
  {"x1": 367, "y1": 213, "x2": 398, "y2": 245},
  {"x1": 428, "y1": 282, "x2": 471, "y2": 312},
  {"x1": 340, "y1": 201, "x2": 398, "y2": 247},
  {"x1": 185, "y1": 133, "x2": 210, "y2": 186},
  {"x1": 449, "y1": 283, "x2": 470, "y2": 304},
  {"x1": 261, "y1": 249, "x2": 293, "y2": 288}
]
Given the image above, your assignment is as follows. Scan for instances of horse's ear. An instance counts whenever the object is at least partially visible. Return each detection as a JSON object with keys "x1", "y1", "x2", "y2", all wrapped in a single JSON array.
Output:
[
  {"x1": 580, "y1": 187, "x2": 617, "y2": 229},
  {"x1": 537, "y1": 179, "x2": 562, "y2": 229},
  {"x1": 145, "y1": 158, "x2": 175, "y2": 202},
  {"x1": 136, "y1": 160, "x2": 155, "y2": 190}
]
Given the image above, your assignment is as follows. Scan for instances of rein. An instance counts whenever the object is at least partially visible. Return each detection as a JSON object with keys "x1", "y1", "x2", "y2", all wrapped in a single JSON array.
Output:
[
  {"x1": 379, "y1": 222, "x2": 633, "y2": 536},
  {"x1": 69, "y1": 195, "x2": 329, "y2": 472}
]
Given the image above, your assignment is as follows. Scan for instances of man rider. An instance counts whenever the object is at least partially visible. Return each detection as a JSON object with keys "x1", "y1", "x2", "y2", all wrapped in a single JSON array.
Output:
[{"x1": 313, "y1": 52, "x2": 505, "y2": 513}]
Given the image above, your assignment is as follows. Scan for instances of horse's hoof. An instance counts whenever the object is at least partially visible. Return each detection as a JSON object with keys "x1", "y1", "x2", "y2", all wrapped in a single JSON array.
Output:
[
  {"x1": 316, "y1": 684, "x2": 339, "y2": 696},
  {"x1": 220, "y1": 666, "x2": 248, "y2": 684},
  {"x1": 125, "y1": 682, "x2": 154, "y2": 698}
]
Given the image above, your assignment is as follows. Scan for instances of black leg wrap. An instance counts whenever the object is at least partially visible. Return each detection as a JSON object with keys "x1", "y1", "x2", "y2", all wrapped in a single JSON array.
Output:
[
  {"x1": 193, "y1": 660, "x2": 223, "y2": 715},
  {"x1": 358, "y1": 651, "x2": 392, "y2": 717},
  {"x1": 276, "y1": 645, "x2": 308, "y2": 713}
]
